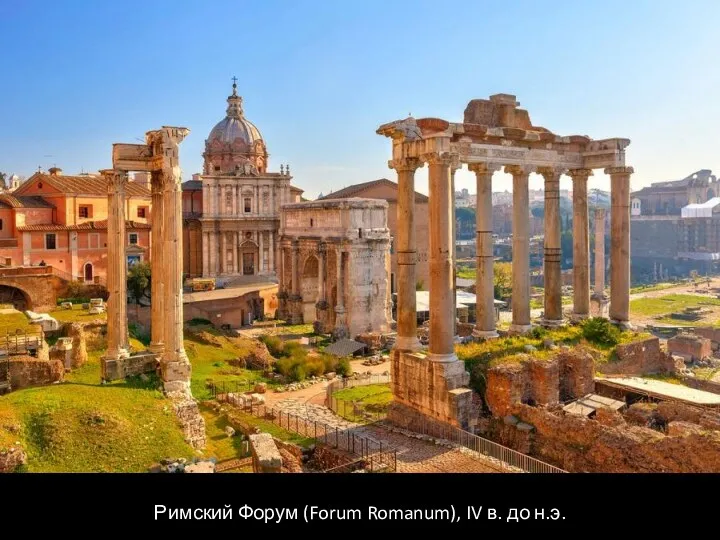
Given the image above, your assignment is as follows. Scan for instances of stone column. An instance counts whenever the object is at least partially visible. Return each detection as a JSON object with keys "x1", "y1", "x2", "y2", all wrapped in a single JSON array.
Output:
[
  {"x1": 506, "y1": 165, "x2": 532, "y2": 334},
  {"x1": 149, "y1": 171, "x2": 165, "y2": 354},
  {"x1": 333, "y1": 244, "x2": 348, "y2": 338},
  {"x1": 318, "y1": 243, "x2": 327, "y2": 302},
  {"x1": 423, "y1": 153, "x2": 457, "y2": 362},
  {"x1": 594, "y1": 208, "x2": 607, "y2": 296},
  {"x1": 269, "y1": 233, "x2": 275, "y2": 273},
  {"x1": 219, "y1": 232, "x2": 226, "y2": 275},
  {"x1": 538, "y1": 167, "x2": 563, "y2": 326},
  {"x1": 450, "y1": 157, "x2": 460, "y2": 337},
  {"x1": 259, "y1": 231, "x2": 265, "y2": 274},
  {"x1": 469, "y1": 163, "x2": 500, "y2": 338},
  {"x1": 232, "y1": 232, "x2": 239, "y2": 274},
  {"x1": 570, "y1": 169, "x2": 593, "y2": 320},
  {"x1": 389, "y1": 157, "x2": 422, "y2": 352},
  {"x1": 101, "y1": 169, "x2": 130, "y2": 366},
  {"x1": 607, "y1": 166, "x2": 634, "y2": 327},
  {"x1": 201, "y1": 231, "x2": 209, "y2": 278},
  {"x1": 291, "y1": 240, "x2": 300, "y2": 296}
]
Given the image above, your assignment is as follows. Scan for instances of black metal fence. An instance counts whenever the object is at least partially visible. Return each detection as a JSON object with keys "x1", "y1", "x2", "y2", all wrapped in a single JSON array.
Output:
[
  {"x1": 325, "y1": 374, "x2": 392, "y2": 423},
  {"x1": 207, "y1": 380, "x2": 253, "y2": 399},
  {"x1": 217, "y1": 393, "x2": 397, "y2": 471},
  {"x1": 322, "y1": 450, "x2": 397, "y2": 473}
]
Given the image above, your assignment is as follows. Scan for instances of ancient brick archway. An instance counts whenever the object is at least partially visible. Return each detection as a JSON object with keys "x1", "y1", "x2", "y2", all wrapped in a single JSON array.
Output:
[
  {"x1": 0, "y1": 285, "x2": 31, "y2": 311},
  {"x1": 0, "y1": 268, "x2": 65, "y2": 312}
]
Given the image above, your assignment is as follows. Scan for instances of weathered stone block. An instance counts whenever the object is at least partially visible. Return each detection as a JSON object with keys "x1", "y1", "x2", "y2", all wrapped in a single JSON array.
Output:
[
  {"x1": 249, "y1": 433, "x2": 282, "y2": 473},
  {"x1": 668, "y1": 334, "x2": 712, "y2": 362},
  {"x1": 161, "y1": 360, "x2": 192, "y2": 382},
  {"x1": 8, "y1": 357, "x2": 64, "y2": 389}
]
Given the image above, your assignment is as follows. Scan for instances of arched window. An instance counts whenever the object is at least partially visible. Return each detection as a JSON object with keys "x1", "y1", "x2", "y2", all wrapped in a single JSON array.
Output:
[{"x1": 84, "y1": 263, "x2": 93, "y2": 282}]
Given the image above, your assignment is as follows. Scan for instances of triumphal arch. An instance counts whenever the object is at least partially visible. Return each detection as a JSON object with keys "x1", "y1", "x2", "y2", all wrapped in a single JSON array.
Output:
[
  {"x1": 101, "y1": 126, "x2": 205, "y2": 448},
  {"x1": 377, "y1": 93, "x2": 632, "y2": 429}
]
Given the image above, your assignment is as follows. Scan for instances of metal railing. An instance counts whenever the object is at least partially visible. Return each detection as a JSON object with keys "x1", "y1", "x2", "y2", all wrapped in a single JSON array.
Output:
[
  {"x1": 0, "y1": 330, "x2": 44, "y2": 356},
  {"x1": 325, "y1": 373, "x2": 392, "y2": 423},
  {"x1": 323, "y1": 450, "x2": 397, "y2": 473},
  {"x1": 216, "y1": 393, "x2": 397, "y2": 470},
  {"x1": 398, "y1": 415, "x2": 566, "y2": 474}
]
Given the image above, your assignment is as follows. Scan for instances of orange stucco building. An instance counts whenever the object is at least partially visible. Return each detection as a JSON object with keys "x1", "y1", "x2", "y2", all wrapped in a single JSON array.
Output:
[{"x1": 0, "y1": 167, "x2": 152, "y2": 283}]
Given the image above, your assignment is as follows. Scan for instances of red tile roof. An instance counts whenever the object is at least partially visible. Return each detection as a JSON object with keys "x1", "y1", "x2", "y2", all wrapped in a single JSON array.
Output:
[
  {"x1": 17, "y1": 220, "x2": 151, "y2": 232},
  {"x1": 16, "y1": 172, "x2": 151, "y2": 198}
]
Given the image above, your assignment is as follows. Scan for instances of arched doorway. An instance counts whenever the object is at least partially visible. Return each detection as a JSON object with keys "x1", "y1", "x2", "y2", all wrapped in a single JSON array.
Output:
[
  {"x1": 301, "y1": 255, "x2": 319, "y2": 322},
  {"x1": 240, "y1": 239, "x2": 258, "y2": 275},
  {"x1": 84, "y1": 263, "x2": 94, "y2": 283},
  {"x1": 0, "y1": 285, "x2": 30, "y2": 311}
]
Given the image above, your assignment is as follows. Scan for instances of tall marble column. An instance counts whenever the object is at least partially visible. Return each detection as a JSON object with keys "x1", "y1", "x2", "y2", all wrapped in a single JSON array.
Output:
[
  {"x1": 507, "y1": 165, "x2": 532, "y2": 334},
  {"x1": 389, "y1": 157, "x2": 422, "y2": 351},
  {"x1": 607, "y1": 166, "x2": 634, "y2": 326},
  {"x1": 201, "y1": 231, "x2": 209, "y2": 279},
  {"x1": 291, "y1": 240, "x2": 299, "y2": 296},
  {"x1": 470, "y1": 163, "x2": 500, "y2": 338},
  {"x1": 539, "y1": 167, "x2": 563, "y2": 326},
  {"x1": 594, "y1": 208, "x2": 607, "y2": 296},
  {"x1": 149, "y1": 170, "x2": 165, "y2": 354},
  {"x1": 333, "y1": 245, "x2": 348, "y2": 338},
  {"x1": 450, "y1": 158, "x2": 460, "y2": 337},
  {"x1": 102, "y1": 169, "x2": 130, "y2": 363},
  {"x1": 570, "y1": 169, "x2": 593, "y2": 320},
  {"x1": 423, "y1": 152, "x2": 457, "y2": 362}
]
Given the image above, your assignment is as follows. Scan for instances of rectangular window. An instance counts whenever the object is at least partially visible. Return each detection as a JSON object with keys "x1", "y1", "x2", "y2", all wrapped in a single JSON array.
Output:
[
  {"x1": 244, "y1": 198, "x2": 252, "y2": 213},
  {"x1": 79, "y1": 205, "x2": 92, "y2": 218},
  {"x1": 137, "y1": 207, "x2": 147, "y2": 218},
  {"x1": 0, "y1": 218, "x2": 3, "y2": 230},
  {"x1": 45, "y1": 233, "x2": 56, "y2": 250},
  {"x1": 88, "y1": 233, "x2": 100, "y2": 249},
  {"x1": 129, "y1": 233, "x2": 139, "y2": 245}
]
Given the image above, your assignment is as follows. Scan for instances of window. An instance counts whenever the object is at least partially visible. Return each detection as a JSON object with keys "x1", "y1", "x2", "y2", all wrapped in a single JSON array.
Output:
[
  {"x1": 244, "y1": 198, "x2": 252, "y2": 213},
  {"x1": 137, "y1": 207, "x2": 147, "y2": 218},
  {"x1": 88, "y1": 233, "x2": 100, "y2": 249},
  {"x1": 129, "y1": 233, "x2": 139, "y2": 245},
  {"x1": 79, "y1": 205, "x2": 92, "y2": 218},
  {"x1": 0, "y1": 218, "x2": 3, "y2": 230},
  {"x1": 45, "y1": 233, "x2": 57, "y2": 250},
  {"x1": 310, "y1": 218, "x2": 314, "y2": 227},
  {"x1": 214, "y1": 166, "x2": 220, "y2": 172}
]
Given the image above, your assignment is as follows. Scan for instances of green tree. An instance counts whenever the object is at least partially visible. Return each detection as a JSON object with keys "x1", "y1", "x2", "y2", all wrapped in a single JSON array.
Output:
[
  {"x1": 493, "y1": 261, "x2": 512, "y2": 300},
  {"x1": 127, "y1": 261, "x2": 151, "y2": 311}
]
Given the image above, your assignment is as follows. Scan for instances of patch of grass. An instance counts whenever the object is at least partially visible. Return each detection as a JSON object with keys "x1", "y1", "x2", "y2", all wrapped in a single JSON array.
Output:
[
  {"x1": 0, "y1": 354, "x2": 193, "y2": 471},
  {"x1": 630, "y1": 294, "x2": 720, "y2": 318},
  {"x1": 199, "y1": 404, "x2": 249, "y2": 461},
  {"x1": 185, "y1": 328, "x2": 272, "y2": 400},
  {"x1": 49, "y1": 305, "x2": 107, "y2": 324},
  {"x1": 630, "y1": 282, "x2": 678, "y2": 294},
  {"x1": 230, "y1": 409, "x2": 314, "y2": 447},
  {"x1": 0, "y1": 312, "x2": 32, "y2": 334},
  {"x1": 457, "y1": 267, "x2": 476, "y2": 280},
  {"x1": 332, "y1": 383, "x2": 393, "y2": 423}
]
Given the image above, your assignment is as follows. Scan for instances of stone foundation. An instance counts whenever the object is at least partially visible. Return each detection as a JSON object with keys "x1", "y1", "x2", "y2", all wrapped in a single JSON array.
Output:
[
  {"x1": 102, "y1": 352, "x2": 159, "y2": 382},
  {"x1": 485, "y1": 356, "x2": 562, "y2": 417},
  {"x1": 598, "y1": 337, "x2": 677, "y2": 375},
  {"x1": 387, "y1": 350, "x2": 473, "y2": 429},
  {"x1": 667, "y1": 333, "x2": 712, "y2": 362},
  {"x1": 313, "y1": 303, "x2": 333, "y2": 334},
  {"x1": 557, "y1": 347, "x2": 595, "y2": 400},
  {"x1": 171, "y1": 395, "x2": 206, "y2": 449},
  {"x1": 8, "y1": 356, "x2": 64, "y2": 389},
  {"x1": 287, "y1": 295, "x2": 303, "y2": 324},
  {"x1": 249, "y1": 432, "x2": 282, "y2": 473}
]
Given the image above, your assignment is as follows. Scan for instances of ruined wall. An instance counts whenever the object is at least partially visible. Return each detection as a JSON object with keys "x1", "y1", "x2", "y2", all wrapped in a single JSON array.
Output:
[
  {"x1": 597, "y1": 337, "x2": 676, "y2": 375},
  {"x1": 249, "y1": 432, "x2": 282, "y2": 473},
  {"x1": 557, "y1": 347, "x2": 595, "y2": 400},
  {"x1": 510, "y1": 403, "x2": 720, "y2": 472},
  {"x1": 667, "y1": 334, "x2": 712, "y2": 361},
  {"x1": 305, "y1": 443, "x2": 356, "y2": 471},
  {"x1": 65, "y1": 321, "x2": 105, "y2": 368},
  {"x1": 8, "y1": 356, "x2": 64, "y2": 389},
  {"x1": 693, "y1": 327, "x2": 720, "y2": 349},
  {"x1": 0, "y1": 446, "x2": 26, "y2": 473},
  {"x1": 387, "y1": 350, "x2": 473, "y2": 430}
]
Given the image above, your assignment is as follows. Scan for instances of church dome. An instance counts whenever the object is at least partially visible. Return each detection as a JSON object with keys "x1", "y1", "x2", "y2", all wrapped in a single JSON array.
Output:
[{"x1": 203, "y1": 79, "x2": 268, "y2": 175}]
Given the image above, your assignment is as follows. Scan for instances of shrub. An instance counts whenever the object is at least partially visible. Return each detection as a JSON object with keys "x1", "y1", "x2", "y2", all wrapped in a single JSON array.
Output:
[
  {"x1": 529, "y1": 326, "x2": 548, "y2": 339},
  {"x1": 187, "y1": 318, "x2": 213, "y2": 327},
  {"x1": 321, "y1": 354, "x2": 338, "y2": 373},
  {"x1": 336, "y1": 358, "x2": 352, "y2": 377},
  {"x1": 581, "y1": 317, "x2": 620, "y2": 347},
  {"x1": 289, "y1": 363, "x2": 306, "y2": 382},
  {"x1": 260, "y1": 335, "x2": 285, "y2": 357},
  {"x1": 305, "y1": 358, "x2": 325, "y2": 378}
]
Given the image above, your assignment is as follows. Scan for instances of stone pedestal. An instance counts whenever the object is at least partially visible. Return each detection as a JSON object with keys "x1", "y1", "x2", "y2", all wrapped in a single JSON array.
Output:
[
  {"x1": 313, "y1": 301, "x2": 333, "y2": 334},
  {"x1": 276, "y1": 291, "x2": 289, "y2": 321},
  {"x1": 287, "y1": 295, "x2": 304, "y2": 324},
  {"x1": 387, "y1": 349, "x2": 473, "y2": 430},
  {"x1": 590, "y1": 293, "x2": 610, "y2": 318}
]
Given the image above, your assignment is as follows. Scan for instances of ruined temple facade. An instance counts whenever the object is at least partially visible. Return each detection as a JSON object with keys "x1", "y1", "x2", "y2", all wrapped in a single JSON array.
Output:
[
  {"x1": 277, "y1": 198, "x2": 392, "y2": 338},
  {"x1": 378, "y1": 93, "x2": 632, "y2": 429},
  {"x1": 182, "y1": 82, "x2": 303, "y2": 279}
]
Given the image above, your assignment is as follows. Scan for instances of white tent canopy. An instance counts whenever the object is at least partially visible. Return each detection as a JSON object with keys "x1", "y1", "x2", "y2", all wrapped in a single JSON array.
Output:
[{"x1": 681, "y1": 197, "x2": 720, "y2": 218}]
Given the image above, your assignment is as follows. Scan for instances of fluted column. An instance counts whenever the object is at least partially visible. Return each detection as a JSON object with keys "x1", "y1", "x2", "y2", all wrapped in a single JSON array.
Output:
[
  {"x1": 570, "y1": 169, "x2": 593, "y2": 320},
  {"x1": 450, "y1": 157, "x2": 461, "y2": 337},
  {"x1": 102, "y1": 169, "x2": 130, "y2": 362},
  {"x1": 232, "y1": 232, "x2": 239, "y2": 274},
  {"x1": 149, "y1": 171, "x2": 165, "y2": 354},
  {"x1": 470, "y1": 163, "x2": 500, "y2": 338},
  {"x1": 423, "y1": 152, "x2": 457, "y2": 362},
  {"x1": 539, "y1": 167, "x2": 564, "y2": 326},
  {"x1": 507, "y1": 165, "x2": 532, "y2": 334},
  {"x1": 389, "y1": 157, "x2": 422, "y2": 352},
  {"x1": 269, "y1": 233, "x2": 275, "y2": 273},
  {"x1": 607, "y1": 166, "x2": 634, "y2": 326}
]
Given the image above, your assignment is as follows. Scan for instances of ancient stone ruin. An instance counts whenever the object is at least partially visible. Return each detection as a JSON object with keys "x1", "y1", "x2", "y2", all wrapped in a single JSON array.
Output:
[{"x1": 376, "y1": 94, "x2": 633, "y2": 429}]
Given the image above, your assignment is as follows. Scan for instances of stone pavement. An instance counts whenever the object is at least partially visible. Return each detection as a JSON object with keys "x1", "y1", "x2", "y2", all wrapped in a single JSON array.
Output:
[{"x1": 271, "y1": 398, "x2": 509, "y2": 473}]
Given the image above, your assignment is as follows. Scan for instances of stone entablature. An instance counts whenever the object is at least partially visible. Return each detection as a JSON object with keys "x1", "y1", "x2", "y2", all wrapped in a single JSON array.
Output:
[{"x1": 278, "y1": 198, "x2": 392, "y2": 338}]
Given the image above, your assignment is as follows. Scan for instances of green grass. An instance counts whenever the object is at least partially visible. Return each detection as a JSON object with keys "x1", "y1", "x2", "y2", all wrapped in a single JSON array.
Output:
[
  {"x1": 0, "y1": 311, "x2": 32, "y2": 334},
  {"x1": 200, "y1": 404, "x2": 249, "y2": 462},
  {"x1": 457, "y1": 267, "x2": 476, "y2": 280},
  {"x1": 629, "y1": 294, "x2": 720, "y2": 318},
  {"x1": 49, "y1": 304, "x2": 107, "y2": 324},
  {"x1": 0, "y1": 352, "x2": 194, "y2": 472},
  {"x1": 332, "y1": 383, "x2": 393, "y2": 423},
  {"x1": 229, "y1": 409, "x2": 314, "y2": 447},
  {"x1": 185, "y1": 328, "x2": 274, "y2": 400},
  {"x1": 630, "y1": 282, "x2": 678, "y2": 294}
]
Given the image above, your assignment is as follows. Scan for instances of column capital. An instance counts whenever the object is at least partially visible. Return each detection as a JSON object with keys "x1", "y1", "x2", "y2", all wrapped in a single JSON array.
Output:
[
  {"x1": 536, "y1": 166, "x2": 565, "y2": 181},
  {"x1": 388, "y1": 157, "x2": 422, "y2": 172},
  {"x1": 101, "y1": 169, "x2": 128, "y2": 193},
  {"x1": 604, "y1": 166, "x2": 634, "y2": 176},
  {"x1": 504, "y1": 164, "x2": 534, "y2": 177},
  {"x1": 468, "y1": 162, "x2": 502, "y2": 175},
  {"x1": 567, "y1": 168, "x2": 594, "y2": 180},
  {"x1": 420, "y1": 152, "x2": 456, "y2": 166}
]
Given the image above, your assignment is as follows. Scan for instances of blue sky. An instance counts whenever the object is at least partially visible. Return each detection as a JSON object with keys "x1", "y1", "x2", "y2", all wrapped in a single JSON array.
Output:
[{"x1": 1, "y1": 0, "x2": 719, "y2": 199}]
